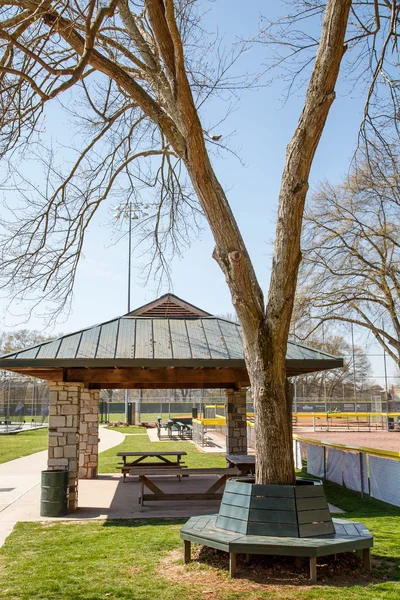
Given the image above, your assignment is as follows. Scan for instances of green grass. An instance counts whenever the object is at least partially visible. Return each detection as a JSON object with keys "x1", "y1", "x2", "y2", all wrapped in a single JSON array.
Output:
[
  {"x1": 1, "y1": 485, "x2": 400, "y2": 600},
  {"x1": 105, "y1": 425, "x2": 146, "y2": 434},
  {"x1": 0, "y1": 520, "x2": 191, "y2": 600},
  {"x1": 98, "y1": 431, "x2": 225, "y2": 473},
  {"x1": 0, "y1": 428, "x2": 48, "y2": 464}
]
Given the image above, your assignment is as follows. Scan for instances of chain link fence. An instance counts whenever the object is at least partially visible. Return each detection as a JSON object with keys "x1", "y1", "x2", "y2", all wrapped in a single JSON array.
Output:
[{"x1": 0, "y1": 377, "x2": 49, "y2": 433}]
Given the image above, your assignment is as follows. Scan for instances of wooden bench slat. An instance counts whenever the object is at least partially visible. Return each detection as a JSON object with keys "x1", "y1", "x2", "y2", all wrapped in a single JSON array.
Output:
[
  {"x1": 297, "y1": 509, "x2": 332, "y2": 525},
  {"x1": 117, "y1": 451, "x2": 187, "y2": 456},
  {"x1": 142, "y1": 493, "x2": 225, "y2": 502},
  {"x1": 130, "y1": 467, "x2": 240, "y2": 476}
]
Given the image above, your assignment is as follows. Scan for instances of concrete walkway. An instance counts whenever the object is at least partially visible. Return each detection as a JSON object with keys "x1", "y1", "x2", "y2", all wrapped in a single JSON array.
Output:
[{"x1": 0, "y1": 426, "x2": 124, "y2": 547}]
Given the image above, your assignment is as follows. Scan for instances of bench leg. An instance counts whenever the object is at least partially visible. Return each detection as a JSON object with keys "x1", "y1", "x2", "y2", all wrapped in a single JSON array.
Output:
[
  {"x1": 295, "y1": 557, "x2": 302, "y2": 569},
  {"x1": 139, "y1": 477, "x2": 144, "y2": 512},
  {"x1": 184, "y1": 540, "x2": 191, "y2": 564},
  {"x1": 229, "y1": 552, "x2": 237, "y2": 578},
  {"x1": 309, "y1": 557, "x2": 317, "y2": 584},
  {"x1": 363, "y1": 548, "x2": 371, "y2": 571}
]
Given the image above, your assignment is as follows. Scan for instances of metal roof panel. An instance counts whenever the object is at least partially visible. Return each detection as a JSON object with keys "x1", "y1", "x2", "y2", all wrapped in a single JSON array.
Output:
[
  {"x1": 134, "y1": 319, "x2": 153, "y2": 359},
  {"x1": 169, "y1": 320, "x2": 191, "y2": 359},
  {"x1": 152, "y1": 319, "x2": 173, "y2": 359},
  {"x1": 115, "y1": 318, "x2": 135, "y2": 358},
  {"x1": 36, "y1": 339, "x2": 62, "y2": 359},
  {"x1": 185, "y1": 319, "x2": 210, "y2": 359},
  {"x1": 15, "y1": 347, "x2": 40, "y2": 359},
  {"x1": 57, "y1": 333, "x2": 81, "y2": 359},
  {"x1": 217, "y1": 320, "x2": 243, "y2": 359},
  {"x1": 202, "y1": 319, "x2": 230, "y2": 359},
  {"x1": 96, "y1": 320, "x2": 118, "y2": 359},
  {"x1": 75, "y1": 326, "x2": 101, "y2": 359}
]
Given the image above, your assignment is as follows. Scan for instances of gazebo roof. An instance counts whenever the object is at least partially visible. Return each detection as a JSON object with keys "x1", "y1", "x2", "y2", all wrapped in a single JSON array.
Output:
[{"x1": 0, "y1": 294, "x2": 343, "y2": 389}]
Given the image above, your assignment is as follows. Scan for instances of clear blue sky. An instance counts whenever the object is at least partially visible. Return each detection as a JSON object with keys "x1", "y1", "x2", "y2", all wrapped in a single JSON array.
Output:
[{"x1": 0, "y1": 1, "x2": 396, "y2": 382}]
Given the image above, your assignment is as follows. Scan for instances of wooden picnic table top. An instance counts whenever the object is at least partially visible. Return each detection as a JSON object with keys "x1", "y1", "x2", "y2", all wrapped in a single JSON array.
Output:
[
  {"x1": 117, "y1": 451, "x2": 187, "y2": 457},
  {"x1": 225, "y1": 455, "x2": 255, "y2": 465},
  {"x1": 130, "y1": 467, "x2": 240, "y2": 476}
]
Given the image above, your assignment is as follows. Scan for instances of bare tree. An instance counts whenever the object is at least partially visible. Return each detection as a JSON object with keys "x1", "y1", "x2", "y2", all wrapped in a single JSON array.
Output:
[
  {"x1": 0, "y1": 329, "x2": 52, "y2": 354},
  {"x1": 292, "y1": 333, "x2": 372, "y2": 401},
  {"x1": 297, "y1": 148, "x2": 400, "y2": 369},
  {"x1": 260, "y1": 1, "x2": 400, "y2": 154},
  {"x1": 0, "y1": 0, "x2": 357, "y2": 485}
]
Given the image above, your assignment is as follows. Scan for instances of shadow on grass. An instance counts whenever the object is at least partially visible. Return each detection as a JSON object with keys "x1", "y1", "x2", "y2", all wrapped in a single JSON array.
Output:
[{"x1": 102, "y1": 517, "x2": 186, "y2": 529}]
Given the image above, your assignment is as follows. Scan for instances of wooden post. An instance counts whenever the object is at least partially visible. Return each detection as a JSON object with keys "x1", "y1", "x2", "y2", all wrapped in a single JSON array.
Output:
[
  {"x1": 309, "y1": 557, "x2": 317, "y2": 583},
  {"x1": 184, "y1": 540, "x2": 191, "y2": 564},
  {"x1": 362, "y1": 548, "x2": 371, "y2": 571},
  {"x1": 229, "y1": 552, "x2": 237, "y2": 577}
]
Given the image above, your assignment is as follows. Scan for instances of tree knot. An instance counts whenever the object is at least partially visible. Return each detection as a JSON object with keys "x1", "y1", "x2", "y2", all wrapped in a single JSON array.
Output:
[
  {"x1": 44, "y1": 12, "x2": 58, "y2": 27},
  {"x1": 229, "y1": 251, "x2": 242, "y2": 263}
]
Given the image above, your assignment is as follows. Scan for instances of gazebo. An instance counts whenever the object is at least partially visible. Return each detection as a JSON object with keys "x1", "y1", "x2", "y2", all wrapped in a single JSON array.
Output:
[{"x1": 0, "y1": 294, "x2": 343, "y2": 510}]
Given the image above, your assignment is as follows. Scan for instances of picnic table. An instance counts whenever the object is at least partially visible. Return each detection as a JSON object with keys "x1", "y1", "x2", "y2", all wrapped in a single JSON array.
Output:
[
  {"x1": 130, "y1": 467, "x2": 241, "y2": 510},
  {"x1": 225, "y1": 454, "x2": 255, "y2": 475},
  {"x1": 117, "y1": 451, "x2": 187, "y2": 482},
  {"x1": 175, "y1": 421, "x2": 193, "y2": 439}
]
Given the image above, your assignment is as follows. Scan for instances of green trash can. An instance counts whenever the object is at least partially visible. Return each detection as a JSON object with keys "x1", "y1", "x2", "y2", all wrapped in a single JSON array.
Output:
[{"x1": 40, "y1": 469, "x2": 69, "y2": 517}]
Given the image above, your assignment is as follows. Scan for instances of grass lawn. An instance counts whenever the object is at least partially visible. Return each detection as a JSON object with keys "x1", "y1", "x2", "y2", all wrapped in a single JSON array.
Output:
[
  {"x1": 105, "y1": 425, "x2": 146, "y2": 434},
  {"x1": 0, "y1": 428, "x2": 48, "y2": 465},
  {"x1": 98, "y1": 430, "x2": 225, "y2": 472},
  {"x1": 1, "y1": 482, "x2": 400, "y2": 600}
]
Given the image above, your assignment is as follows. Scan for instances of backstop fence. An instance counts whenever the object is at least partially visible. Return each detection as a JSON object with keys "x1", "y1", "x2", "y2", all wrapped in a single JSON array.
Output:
[{"x1": 0, "y1": 378, "x2": 49, "y2": 433}]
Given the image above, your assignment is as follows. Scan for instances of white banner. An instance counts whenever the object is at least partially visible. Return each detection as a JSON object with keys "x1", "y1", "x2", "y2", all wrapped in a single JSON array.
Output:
[
  {"x1": 343, "y1": 451, "x2": 368, "y2": 493},
  {"x1": 307, "y1": 444, "x2": 324, "y2": 478},
  {"x1": 326, "y1": 448, "x2": 343, "y2": 485},
  {"x1": 370, "y1": 456, "x2": 400, "y2": 507}
]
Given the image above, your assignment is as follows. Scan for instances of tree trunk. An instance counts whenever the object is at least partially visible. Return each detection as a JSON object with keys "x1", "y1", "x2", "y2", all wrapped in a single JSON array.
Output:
[
  {"x1": 184, "y1": 152, "x2": 295, "y2": 483},
  {"x1": 250, "y1": 329, "x2": 295, "y2": 484}
]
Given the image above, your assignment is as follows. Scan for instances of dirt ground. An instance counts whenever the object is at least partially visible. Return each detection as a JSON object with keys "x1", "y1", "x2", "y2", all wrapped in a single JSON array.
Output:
[
  {"x1": 295, "y1": 429, "x2": 400, "y2": 452},
  {"x1": 159, "y1": 547, "x2": 377, "y2": 599}
]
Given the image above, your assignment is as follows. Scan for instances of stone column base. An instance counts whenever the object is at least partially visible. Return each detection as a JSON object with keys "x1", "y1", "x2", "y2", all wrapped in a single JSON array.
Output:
[{"x1": 225, "y1": 388, "x2": 248, "y2": 455}]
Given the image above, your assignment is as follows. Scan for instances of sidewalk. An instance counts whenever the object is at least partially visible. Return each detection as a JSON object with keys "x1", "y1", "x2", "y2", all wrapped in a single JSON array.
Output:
[{"x1": 0, "y1": 426, "x2": 124, "y2": 547}]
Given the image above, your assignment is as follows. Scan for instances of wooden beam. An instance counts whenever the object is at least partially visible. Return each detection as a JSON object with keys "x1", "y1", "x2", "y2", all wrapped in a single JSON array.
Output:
[
  {"x1": 63, "y1": 367, "x2": 250, "y2": 386},
  {"x1": 90, "y1": 382, "x2": 243, "y2": 390},
  {"x1": 5, "y1": 368, "x2": 63, "y2": 381}
]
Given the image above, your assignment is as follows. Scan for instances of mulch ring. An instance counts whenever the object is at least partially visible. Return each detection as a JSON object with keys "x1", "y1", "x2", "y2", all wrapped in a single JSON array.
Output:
[{"x1": 159, "y1": 546, "x2": 378, "y2": 599}]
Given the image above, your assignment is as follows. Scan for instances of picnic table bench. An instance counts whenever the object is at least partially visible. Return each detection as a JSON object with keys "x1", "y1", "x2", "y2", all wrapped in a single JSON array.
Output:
[
  {"x1": 175, "y1": 421, "x2": 193, "y2": 439},
  {"x1": 117, "y1": 451, "x2": 187, "y2": 482},
  {"x1": 129, "y1": 467, "x2": 240, "y2": 510},
  {"x1": 156, "y1": 417, "x2": 193, "y2": 439}
]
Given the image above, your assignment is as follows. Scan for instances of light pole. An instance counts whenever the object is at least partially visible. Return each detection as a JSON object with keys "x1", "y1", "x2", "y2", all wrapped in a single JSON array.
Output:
[{"x1": 113, "y1": 202, "x2": 148, "y2": 423}]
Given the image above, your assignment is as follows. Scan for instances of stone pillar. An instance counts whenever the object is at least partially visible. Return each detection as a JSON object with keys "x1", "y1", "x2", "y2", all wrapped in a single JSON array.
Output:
[
  {"x1": 79, "y1": 388, "x2": 99, "y2": 479},
  {"x1": 225, "y1": 388, "x2": 247, "y2": 455},
  {"x1": 48, "y1": 382, "x2": 83, "y2": 511}
]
